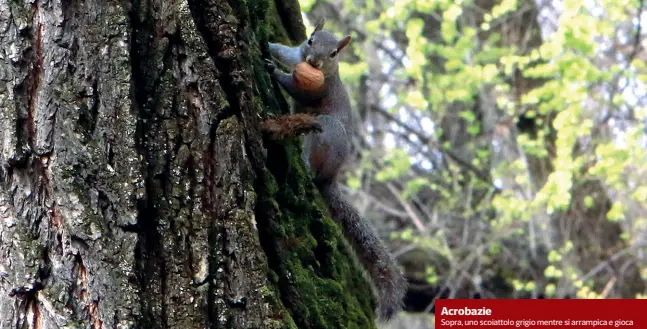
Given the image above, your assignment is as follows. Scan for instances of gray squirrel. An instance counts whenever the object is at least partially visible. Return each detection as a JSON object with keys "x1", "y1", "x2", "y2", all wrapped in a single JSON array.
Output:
[{"x1": 261, "y1": 18, "x2": 407, "y2": 322}]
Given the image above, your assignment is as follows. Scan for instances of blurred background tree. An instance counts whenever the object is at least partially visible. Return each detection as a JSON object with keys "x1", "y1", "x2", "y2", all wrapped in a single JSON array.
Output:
[{"x1": 287, "y1": 0, "x2": 647, "y2": 327}]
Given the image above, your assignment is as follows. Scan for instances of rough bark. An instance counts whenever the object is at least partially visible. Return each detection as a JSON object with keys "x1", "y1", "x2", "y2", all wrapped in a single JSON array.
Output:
[{"x1": 0, "y1": 0, "x2": 375, "y2": 328}]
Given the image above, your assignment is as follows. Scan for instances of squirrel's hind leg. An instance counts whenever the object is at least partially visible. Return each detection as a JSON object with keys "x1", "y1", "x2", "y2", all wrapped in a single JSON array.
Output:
[
  {"x1": 260, "y1": 113, "x2": 323, "y2": 139},
  {"x1": 303, "y1": 115, "x2": 350, "y2": 184}
]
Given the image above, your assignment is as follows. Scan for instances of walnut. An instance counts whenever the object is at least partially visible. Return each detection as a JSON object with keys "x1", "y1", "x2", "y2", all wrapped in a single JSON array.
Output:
[{"x1": 293, "y1": 62, "x2": 325, "y2": 90}]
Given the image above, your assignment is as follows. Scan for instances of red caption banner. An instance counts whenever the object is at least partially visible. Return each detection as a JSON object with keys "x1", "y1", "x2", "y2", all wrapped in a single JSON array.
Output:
[{"x1": 435, "y1": 299, "x2": 647, "y2": 328}]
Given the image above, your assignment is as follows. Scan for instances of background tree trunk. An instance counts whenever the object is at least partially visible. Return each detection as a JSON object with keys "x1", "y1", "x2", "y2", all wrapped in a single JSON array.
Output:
[{"x1": 0, "y1": 0, "x2": 376, "y2": 328}]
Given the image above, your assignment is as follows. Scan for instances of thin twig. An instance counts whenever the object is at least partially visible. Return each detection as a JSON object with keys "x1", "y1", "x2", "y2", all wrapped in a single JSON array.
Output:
[
  {"x1": 374, "y1": 106, "x2": 500, "y2": 192},
  {"x1": 599, "y1": 277, "x2": 617, "y2": 299},
  {"x1": 580, "y1": 246, "x2": 638, "y2": 283},
  {"x1": 386, "y1": 183, "x2": 428, "y2": 233}
]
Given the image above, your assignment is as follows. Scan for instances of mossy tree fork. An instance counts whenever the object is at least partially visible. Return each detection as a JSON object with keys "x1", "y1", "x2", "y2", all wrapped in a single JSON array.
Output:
[{"x1": 0, "y1": 0, "x2": 377, "y2": 328}]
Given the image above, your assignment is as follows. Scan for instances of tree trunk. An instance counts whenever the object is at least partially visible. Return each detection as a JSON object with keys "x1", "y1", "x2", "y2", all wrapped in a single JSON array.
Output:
[{"x1": 0, "y1": 1, "x2": 376, "y2": 328}]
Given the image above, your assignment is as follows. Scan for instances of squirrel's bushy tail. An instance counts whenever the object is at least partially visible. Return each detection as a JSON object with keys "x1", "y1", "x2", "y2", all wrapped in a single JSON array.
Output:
[{"x1": 317, "y1": 180, "x2": 407, "y2": 322}]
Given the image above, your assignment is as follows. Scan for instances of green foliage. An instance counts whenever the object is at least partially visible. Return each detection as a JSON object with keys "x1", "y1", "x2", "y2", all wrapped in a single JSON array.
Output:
[
  {"x1": 339, "y1": 62, "x2": 369, "y2": 84},
  {"x1": 425, "y1": 266, "x2": 438, "y2": 284},
  {"x1": 299, "y1": 0, "x2": 316, "y2": 11},
  {"x1": 375, "y1": 148, "x2": 412, "y2": 181}
]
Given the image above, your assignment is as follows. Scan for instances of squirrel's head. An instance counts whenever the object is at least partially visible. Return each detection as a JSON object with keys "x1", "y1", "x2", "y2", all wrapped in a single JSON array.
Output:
[{"x1": 300, "y1": 18, "x2": 352, "y2": 76}]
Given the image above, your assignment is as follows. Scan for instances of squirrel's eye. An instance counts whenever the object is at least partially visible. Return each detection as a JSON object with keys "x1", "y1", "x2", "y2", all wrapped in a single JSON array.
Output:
[
  {"x1": 330, "y1": 50, "x2": 338, "y2": 58},
  {"x1": 307, "y1": 38, "x2": 313, "y2": 46}
]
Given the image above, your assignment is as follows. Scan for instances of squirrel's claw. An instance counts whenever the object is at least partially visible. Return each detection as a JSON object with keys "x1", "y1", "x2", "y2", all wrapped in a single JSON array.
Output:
[
  {"x1": 310, "y1": 122, "x2": 323, "y2": 134},
  {"x1": 264, "y1": 59, "x2": 276, "y2": 73}
]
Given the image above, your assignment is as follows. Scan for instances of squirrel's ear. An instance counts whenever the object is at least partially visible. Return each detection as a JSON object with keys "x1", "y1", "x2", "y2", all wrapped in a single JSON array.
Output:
[
  {"x1": 313, "y1": 18, "x2": 326, "y2": 32},
  {"x1": 337, "y1": 35, "x2": 352, "y2": 52}
]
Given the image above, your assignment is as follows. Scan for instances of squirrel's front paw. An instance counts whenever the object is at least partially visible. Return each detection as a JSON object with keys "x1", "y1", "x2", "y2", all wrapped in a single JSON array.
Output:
[
  {"x1": 264, "y1": 59, "x2": 276, "y2": 73},
  {"x1": 310, "y1": 121, "x2": 323, "y2": 134}
]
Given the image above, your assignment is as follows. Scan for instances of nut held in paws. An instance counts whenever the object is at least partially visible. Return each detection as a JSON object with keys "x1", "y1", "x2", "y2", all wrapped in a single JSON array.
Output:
[{"x1": 293, "y1": 62, "x2": 325, "y2": 91}]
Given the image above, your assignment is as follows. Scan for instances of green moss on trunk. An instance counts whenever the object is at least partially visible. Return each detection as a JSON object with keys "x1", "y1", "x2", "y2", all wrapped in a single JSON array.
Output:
[{"x1": 188, "y1": 0, "x2": 377, "y2": 326}]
